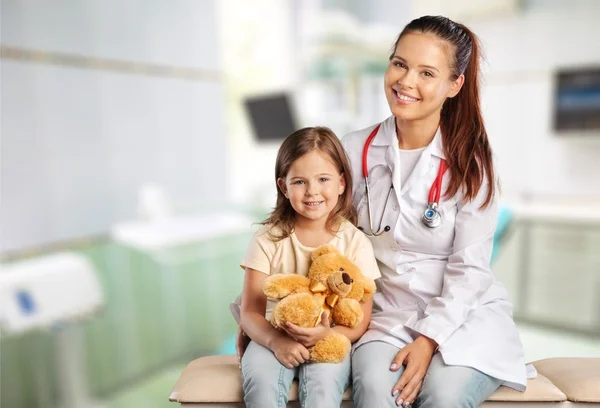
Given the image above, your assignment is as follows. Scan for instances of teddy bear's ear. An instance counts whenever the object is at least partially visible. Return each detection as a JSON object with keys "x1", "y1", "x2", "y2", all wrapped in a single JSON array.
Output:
[{"x1": 311, "y1": 244, "x2": 339, "y2": 261}]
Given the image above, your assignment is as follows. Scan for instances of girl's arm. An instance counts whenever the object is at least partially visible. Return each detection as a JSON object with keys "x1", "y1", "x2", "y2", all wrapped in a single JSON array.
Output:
[
  {"x1": 282, "y1": 297, "x2": 373, "y2": 346},
  {"x1": 240, "y1": 268, "x2": 310, "y2": 368},
  {"x1": 239, "y1": 267, "x2": 281, "y2": 348}
]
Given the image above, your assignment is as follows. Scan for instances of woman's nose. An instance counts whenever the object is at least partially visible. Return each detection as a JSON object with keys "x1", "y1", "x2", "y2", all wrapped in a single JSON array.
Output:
[{"x1": 398, "y1": 70, "x2": 416, "y2": 88}]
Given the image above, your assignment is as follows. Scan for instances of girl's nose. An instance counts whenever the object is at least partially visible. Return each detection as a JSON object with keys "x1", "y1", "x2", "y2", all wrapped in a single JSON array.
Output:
[{"x1": 306, "y1": 183, "x2": 319, "y2": 196}]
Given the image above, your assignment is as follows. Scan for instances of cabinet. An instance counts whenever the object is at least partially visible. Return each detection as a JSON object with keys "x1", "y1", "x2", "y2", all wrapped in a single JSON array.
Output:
[{"x1": 493, "y1": 219, "x2": 600, "y2": 334}]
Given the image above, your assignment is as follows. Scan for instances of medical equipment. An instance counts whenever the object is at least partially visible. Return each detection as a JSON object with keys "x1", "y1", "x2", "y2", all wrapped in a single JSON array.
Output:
[
  {"x1": 421, "y1": 159, "x2": 447, "y2": 228},
  {"x1": 358, "y1": 124, "x2": 448, "y2": 234},
  {"x1": 0, "y1": 252, "x2": 105, "y2": 408}
]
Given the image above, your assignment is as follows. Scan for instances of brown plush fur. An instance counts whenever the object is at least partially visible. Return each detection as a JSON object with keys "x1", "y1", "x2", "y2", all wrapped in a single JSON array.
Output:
[{"x1": 262, "y1": 245, "x2": 376, "y2": 363}]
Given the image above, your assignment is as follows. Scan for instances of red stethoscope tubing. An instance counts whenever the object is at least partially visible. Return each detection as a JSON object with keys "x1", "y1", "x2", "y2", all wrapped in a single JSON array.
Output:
[{"x1": 362, "y1": 124, "x2": 447, "y2": 204}]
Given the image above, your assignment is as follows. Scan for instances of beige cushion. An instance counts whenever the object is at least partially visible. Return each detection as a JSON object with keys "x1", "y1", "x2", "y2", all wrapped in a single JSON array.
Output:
[
  {"x1": 168, "y1": 355, "x2": 582, "y2": 404},
  {"x1": 487, "y1": 375, "x2": 565, "y2": 402},
  {"x1": 533, "y1": 358, "x2": 600, "y2": 403},
  {"x1": 169, "y1": 355, "x2": 353, "y2": 403}
]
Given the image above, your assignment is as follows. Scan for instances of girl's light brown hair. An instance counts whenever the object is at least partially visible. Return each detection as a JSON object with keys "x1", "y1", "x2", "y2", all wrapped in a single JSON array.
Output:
[
  {"x1": 262, "y1": 126, "x2": 357, "y2": 241},
  {"x1": 393, "y1": 15, "x2": 495, "y2": 208}
]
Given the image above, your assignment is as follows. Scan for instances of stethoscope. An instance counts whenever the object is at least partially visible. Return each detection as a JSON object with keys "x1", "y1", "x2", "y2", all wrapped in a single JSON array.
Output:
[{"x1": 358, "y1": 124, "x2": 448, "y2": 237}]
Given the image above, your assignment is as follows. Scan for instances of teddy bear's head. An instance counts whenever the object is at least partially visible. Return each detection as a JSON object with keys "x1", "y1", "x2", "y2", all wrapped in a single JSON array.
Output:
[{"x1": 306, "y1": 245, "x2": 375, "y2": 304}]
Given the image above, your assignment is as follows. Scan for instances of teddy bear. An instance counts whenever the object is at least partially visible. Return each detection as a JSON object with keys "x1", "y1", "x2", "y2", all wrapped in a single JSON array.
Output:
[{"x1": 262, "y1": 244, "x2": 377, "y2": 363}]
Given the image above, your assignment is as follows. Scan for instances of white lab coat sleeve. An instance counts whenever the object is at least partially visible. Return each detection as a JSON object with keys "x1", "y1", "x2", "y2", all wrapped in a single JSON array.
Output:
[{"x1": 405, "y1": 178, "x2": 498, "y2": 346}]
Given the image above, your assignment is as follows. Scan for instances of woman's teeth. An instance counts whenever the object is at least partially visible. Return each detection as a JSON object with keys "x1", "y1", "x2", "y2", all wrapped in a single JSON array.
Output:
[{"x1": 396, "y1": 91, "x2": 418, "y2": 102}]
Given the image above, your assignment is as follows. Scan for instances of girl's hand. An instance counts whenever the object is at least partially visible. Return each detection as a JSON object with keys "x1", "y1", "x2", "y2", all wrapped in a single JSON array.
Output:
[
  {"x1": 281, "y1": 312, "x2": 333, "y2": 348},
  {"x1": 270, "y1": 335, "x2": 311, "y2": 369},
  {"x1": 235, "y1": 326, "x2": 250, "y2": 370},
  {"x1": 390, "y1": 335, "x2": 437, "y2": 407}
]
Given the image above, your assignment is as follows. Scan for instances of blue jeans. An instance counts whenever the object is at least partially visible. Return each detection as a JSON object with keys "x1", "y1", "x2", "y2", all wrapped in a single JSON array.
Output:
[
  {"x1": 241, "y1": 341, "x2": 351, "y2": 408},
  {"x1": 352, "y1": 341, "x2": 502, "y2": 408}
]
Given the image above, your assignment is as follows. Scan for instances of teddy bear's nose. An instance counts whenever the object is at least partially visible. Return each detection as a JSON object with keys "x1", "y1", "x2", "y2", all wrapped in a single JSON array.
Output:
[{"x1": 342, "y1": 272, "x2": 352, "y2": 285}]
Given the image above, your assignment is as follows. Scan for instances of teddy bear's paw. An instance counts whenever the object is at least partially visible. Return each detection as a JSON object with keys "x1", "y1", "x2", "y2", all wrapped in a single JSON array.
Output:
[
  {"x1": 309, "y1": 333, "x2": 351, "y2": 363},
  {"x1": 275, "y1": 293, "x2": 321, "y2": 327},
  {"x1": 331, "y1": 298, "x2": 364, "y2": 328},
  {"x1": 263, "y1": 274, "x2": 310, "y2": 299}
]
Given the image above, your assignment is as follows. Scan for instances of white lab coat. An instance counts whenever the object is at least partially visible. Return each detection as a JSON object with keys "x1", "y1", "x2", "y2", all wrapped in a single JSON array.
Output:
[{"x1": 342, "y1": 115, "x2": 527, "y2": 391}]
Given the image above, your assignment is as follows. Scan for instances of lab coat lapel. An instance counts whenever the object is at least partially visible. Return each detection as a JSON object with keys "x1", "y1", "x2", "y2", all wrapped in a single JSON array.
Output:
[
  {"x1": 399, "y1": 149, "x2": 434, "y2": 196},
  {"x1": 386, "y1": 144, "x2": 402, "y2": 207}
]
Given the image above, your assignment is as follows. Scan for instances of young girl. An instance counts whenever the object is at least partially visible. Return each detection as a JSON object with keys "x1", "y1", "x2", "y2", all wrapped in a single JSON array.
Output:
[
  {"x1": 236, "y1": 127, "x2": 381, "y2": 408},
  {"x1": 343, "y1": 16, "x2": 527, "y2": 407}
]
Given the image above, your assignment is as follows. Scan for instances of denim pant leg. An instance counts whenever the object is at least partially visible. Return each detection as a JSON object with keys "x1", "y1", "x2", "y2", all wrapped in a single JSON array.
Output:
[
  {"x1": 298, "y1": 357, "x2": 351, "y2": 408},
  {"x1": 352, "y1": 341, "x2": 405, "y2": 408},
  {"x1": 415, "y1": 353, "x2": 503, "y2": 408},
  {"x1": 241, "y1": 341, "x2": 296, "y2": 408}
]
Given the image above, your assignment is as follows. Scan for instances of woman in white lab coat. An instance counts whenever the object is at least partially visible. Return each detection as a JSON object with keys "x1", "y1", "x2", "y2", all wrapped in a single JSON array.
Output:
[{"x1": 343, "y1": 16, "x2": 527, "y2": 407}]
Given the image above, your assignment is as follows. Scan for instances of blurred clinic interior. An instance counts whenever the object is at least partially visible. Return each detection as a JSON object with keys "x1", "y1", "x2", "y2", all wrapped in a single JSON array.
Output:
[{"x1": 1, "y1": 0, "x2": 600, "y2": 407}]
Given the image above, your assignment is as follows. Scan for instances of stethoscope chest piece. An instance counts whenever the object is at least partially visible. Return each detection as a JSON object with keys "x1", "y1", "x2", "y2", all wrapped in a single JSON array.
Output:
[{"x1": 422, "y1": 202, "x2": 442, "y2": 228}]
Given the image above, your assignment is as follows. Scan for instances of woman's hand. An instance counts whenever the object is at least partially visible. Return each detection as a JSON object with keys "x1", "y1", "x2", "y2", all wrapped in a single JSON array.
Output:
[
  {"x1": 280, "y1": 312, "x2": 333, "y2": 348},
  {"x1": 390, "y1": 335, "x2": 438, "y2": 407},
  {"x1": 235, "y1": 326, "x2": 250, "y2": 369},
  {"x1": 270, "y1": 335, "x2": 311, "y2": 369}
]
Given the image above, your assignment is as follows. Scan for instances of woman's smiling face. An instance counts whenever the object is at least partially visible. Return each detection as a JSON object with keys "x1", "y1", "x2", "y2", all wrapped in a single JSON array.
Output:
[{"x1": 384, "y1": 32, "x2": 464, "y2": 122}]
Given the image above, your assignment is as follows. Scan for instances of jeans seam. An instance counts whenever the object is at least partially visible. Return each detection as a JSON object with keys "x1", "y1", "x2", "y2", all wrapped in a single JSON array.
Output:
[
  {"x1": 277, "y1": 365, "x2": 286, "y2": 408},
  {"x1": 300, "y1": 365, "x2": 307, "y2": 408}
]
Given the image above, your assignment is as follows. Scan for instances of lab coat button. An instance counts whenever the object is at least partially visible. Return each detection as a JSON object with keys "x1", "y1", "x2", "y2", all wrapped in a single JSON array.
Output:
[{"x1": 393, "y1": 205, "x2": 399, "y2": 211}]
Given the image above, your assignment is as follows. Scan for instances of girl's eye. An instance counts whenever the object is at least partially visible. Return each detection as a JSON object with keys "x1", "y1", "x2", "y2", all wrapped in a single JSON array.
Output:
[
  {"x1": 293, "y1": 180, "x2": 305, "y2": 185},
  {"x1": 319, "y1": 177, "x2": 330, "y2": 182}
]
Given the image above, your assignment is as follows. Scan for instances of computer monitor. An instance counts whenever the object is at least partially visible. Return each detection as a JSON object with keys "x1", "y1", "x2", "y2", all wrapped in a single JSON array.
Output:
[
  {"x1": 244, "y1": 92, "x2": 297, "y2": 142},
  {"x1": 553, "y1": 67, "x2": 600, "y2": 132}
]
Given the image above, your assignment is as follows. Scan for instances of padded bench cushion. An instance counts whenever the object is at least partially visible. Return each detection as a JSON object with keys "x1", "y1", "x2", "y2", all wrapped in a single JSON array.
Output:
[
  {"x1": 534, "y1": 358, "x2": 600, "y2": 403},
  {"x1": 169, "y1": 355, "x2": 574, "y2": 404}
]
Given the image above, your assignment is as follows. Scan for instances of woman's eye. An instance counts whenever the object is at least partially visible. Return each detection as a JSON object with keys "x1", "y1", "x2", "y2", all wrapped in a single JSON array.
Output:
[
  {"x1": 423, "y1": 71, "x2": 433, "y2": 77},
  {"x1": 395, "y1": 62, "x2": 407, "y2": 69}
]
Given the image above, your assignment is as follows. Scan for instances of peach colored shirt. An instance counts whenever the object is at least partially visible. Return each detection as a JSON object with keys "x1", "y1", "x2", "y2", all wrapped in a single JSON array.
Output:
[{"x1": 232, "y1": 220, "x2": 381, "y2": 321}]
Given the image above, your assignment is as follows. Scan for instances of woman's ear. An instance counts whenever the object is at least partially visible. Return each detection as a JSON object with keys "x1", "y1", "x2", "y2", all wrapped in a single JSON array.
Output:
[
  {"x1": 277, "y1": 177, "x2": 288, "y2": 198},
  {"x1": 447, "y1": 74, "x2": 465, "y2": 98}
]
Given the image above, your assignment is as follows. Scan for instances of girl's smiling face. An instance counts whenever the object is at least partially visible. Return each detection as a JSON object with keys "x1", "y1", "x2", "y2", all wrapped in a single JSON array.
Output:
[{"x1": 277, "y1": 150, "x2": 345, "y2": 229}]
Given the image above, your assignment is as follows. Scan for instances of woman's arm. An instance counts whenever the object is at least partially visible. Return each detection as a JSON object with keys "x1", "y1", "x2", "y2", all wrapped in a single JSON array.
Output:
[
  {"x1": 404, "y1": 180, "x2": 498, "y2": 347},
  {"x1": 392, "y1": 180, "x2": 498, "y2": 406}
]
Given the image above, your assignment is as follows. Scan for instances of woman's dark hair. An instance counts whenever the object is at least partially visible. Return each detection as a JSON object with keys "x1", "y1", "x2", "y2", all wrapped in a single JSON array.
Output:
[
  {"x1": 262, "y1": 126, "x2": 357, "y2": 240},
  {"x1": 392, "y1": 15, "x2": 495, "y2": 207}
]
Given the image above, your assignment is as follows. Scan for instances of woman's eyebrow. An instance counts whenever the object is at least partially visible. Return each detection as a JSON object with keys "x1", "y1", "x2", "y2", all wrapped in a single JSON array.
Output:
[{"x1": 392, "y1": 55, "x2": 440, "y2": 73}]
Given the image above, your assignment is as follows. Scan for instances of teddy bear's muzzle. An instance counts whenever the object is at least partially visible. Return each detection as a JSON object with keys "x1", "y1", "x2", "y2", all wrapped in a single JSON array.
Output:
[{"x1": 327, "y1": 271, "x2": 353, "y2": 297}]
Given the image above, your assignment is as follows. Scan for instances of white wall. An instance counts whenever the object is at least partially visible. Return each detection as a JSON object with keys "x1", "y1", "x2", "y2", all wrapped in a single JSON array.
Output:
[
  {"x1": 1, "y1": 0, "x2": 227, "y2": 253},
  {"x1": 472, "y1": 2, "x2": 600, "y2": 198},
  {"x1": 219, "y1": 0, "x2": 297, "y2": 208}
]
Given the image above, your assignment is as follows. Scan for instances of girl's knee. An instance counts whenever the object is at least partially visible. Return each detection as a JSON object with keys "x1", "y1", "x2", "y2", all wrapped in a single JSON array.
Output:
[{"x1": 303, "y1": 361, "x2": 350, "y2": 389}]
